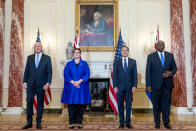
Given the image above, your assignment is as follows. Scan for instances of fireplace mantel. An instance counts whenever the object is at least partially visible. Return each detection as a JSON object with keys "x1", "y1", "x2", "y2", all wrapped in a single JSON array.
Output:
[{"x1": 60, "y1": 60, "x2": 113, "y2": 78}]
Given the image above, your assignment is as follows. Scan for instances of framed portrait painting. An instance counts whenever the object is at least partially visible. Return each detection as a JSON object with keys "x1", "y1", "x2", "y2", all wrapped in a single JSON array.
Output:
[{"x1": 75, "y1": 0, "x2": 119, "y2": 51}]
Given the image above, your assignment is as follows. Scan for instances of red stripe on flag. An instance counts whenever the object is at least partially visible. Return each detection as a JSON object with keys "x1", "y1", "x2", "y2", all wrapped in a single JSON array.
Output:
[
  {"x1": 47, "y1": 87, "x2": 52, "y2": 100},
  {"x1": 108, "y1": 95, "x2": 118, "y2": 114},
  {"x1": 33, "y1": 98, "x2": 37, "y2": 115},
  {"x1": 33, "y1": 87, "x2": 52, "y2": 114},
  {"x1": 108, "y1": 71, "x2": 118, "y2": 114},
  {"x1": 44, "y1": 94, "x2": 49, "y2": 105}
]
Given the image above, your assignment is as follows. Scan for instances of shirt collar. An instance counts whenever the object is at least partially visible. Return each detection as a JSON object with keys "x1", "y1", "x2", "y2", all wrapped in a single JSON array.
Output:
[
  {"x1": 157, "y1": 51, "x2": 164, "y2": 56},
  {"x1": 35, "y1": 52, "x2": 42, "y2": 56},
  {"x1": 122, "y1": 57, "x2": 128, "y2": 60}
]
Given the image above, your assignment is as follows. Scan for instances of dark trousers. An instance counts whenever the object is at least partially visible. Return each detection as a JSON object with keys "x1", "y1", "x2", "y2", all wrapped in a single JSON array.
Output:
[
  {"x1": 26, "y1": 83, "x2": 45, "y2": 124},
  {"x1": 151, "y1": 84, "x2": 172, "y2": 124},
  {"x1": 68, "y1": 104, "x2": 86, "y2": 125},
  {"x1": 117, "y1": 89, "x2": 132, "y2": 125}
]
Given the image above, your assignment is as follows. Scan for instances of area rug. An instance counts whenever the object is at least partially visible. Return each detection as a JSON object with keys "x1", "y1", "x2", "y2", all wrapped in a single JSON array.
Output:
[{"x1": 1, "y1": 121, "x2": 196, "y2": 131}]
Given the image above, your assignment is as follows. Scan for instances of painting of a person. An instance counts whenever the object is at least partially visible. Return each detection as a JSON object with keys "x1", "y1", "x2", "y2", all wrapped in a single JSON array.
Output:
[{"x1": 79, "y1": 5, "x2": 114, "y2": 47}]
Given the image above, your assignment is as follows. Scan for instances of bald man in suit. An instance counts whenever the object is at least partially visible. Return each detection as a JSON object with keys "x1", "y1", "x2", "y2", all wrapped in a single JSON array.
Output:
[{"x1": 146, "y1": 40, "x2": 177, "y2": 129}]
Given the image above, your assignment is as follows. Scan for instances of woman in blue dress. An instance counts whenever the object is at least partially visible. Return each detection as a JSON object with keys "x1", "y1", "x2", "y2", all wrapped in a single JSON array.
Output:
[{"x1": 61, "y1": 48, "x2": 91, "y2": 129}]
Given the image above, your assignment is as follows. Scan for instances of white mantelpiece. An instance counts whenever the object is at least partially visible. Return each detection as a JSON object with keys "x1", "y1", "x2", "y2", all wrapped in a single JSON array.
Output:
[{"x1": 60, "y1": 60, "x2": 113, "y2": 78}]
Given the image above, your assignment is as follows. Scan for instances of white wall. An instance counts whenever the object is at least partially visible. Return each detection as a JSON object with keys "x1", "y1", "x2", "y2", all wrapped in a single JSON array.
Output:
[
  {"x1": 23, "y1": 0, "x2": 63, "y2": 108},
  {"x1": 119, "y1": 0, "x2": 171, "y2": 84}
]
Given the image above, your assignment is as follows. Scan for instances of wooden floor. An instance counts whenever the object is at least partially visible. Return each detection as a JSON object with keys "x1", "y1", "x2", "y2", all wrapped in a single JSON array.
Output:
[{"x1": 0, "y1": 113, "x2": 196, "y2": 123}]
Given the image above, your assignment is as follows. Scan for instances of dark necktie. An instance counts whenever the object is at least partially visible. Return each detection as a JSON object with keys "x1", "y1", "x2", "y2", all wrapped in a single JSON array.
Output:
[
  {"x1": 124, "y1": 59, "x2": 127, "y2": 72},
  {"x1": 160, "y1": 54, "x2": 164, "y2": 67}
]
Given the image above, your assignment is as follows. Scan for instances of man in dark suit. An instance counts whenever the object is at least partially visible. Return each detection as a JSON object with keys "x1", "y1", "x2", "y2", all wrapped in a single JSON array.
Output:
[
  {"x1": 146, "y1": 40, "x2": 177, "y2": 129},
  {"x1": 22, "y1": 42, "x2": 52, "y2": 130},
  {"x1": 113, "y1": 45, "x2": 138, "y2": 129}
]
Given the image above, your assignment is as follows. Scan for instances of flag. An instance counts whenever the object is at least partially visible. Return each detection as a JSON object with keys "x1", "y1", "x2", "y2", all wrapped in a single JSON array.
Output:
[
  {"x1": 108, "y1": 30, "x2": 125, "y2": 114},
  {"x1": 154, "y1": 25, "x2": 159, "y2": 50},
  {"x1": 36, "y1": 28, "x2": 41, "y2": 43},
  {"x1": 74, "y1": 30, "x2": 80, "y2": 49},
  {"x1": 33, "y1": 28, "x2": 52, "y2": 114},
  {"x1": 145, "y1": 26, "x2": 160, "y2": 104},
  {"x1": 145, "y1": 90, "x2": 152, "y2": 103}
]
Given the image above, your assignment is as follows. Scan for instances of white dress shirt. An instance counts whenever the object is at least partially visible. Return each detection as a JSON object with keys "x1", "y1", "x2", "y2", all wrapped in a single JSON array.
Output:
[
  {"x1": 157, "y1": 51, "x2": 165, "y2": 61},
  {"x1": 35, "y1": 52, "x2": 42, "y2": 64},
  {"x1": 122, "y1": 57, "x2": 128, "y2": 68}
]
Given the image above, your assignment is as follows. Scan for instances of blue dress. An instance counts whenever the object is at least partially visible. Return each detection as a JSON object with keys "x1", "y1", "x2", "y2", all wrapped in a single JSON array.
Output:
[{"x1": 61, "y1": 59, "x2": 91, "y2": 104}]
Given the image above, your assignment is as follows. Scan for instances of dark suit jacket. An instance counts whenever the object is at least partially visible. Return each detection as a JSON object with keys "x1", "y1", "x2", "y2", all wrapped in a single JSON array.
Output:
[
  {"x1": 146, "y1": 51, "x2": 177, "y2": 90},
  {"x1": 113, "y1": 58, "x2": 138, "y2": 91},
  {"x1": 23, "y1": 53, "x2": 52, "y2": 87}
]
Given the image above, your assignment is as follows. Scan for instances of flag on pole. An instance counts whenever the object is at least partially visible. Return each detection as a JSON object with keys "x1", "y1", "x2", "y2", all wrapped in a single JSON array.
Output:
[
  {"x1": 154, "y1": 25, "x2": 159, "y2": 50},
  {"x1": 33, "y1": 28, "x2": 52, "y2": 114},
  {"x1": 145, "y1": 25, "x2": 160, "y2": 103},
  {"x1": 108, "y1": 30, "x2": 125, "y2": 114},
  {"x1": 74, "y1": 30, "x2": 80, "y2": 49},
  {"x1": 145, "y1": 90, "x2": 152, "y2": 103}
]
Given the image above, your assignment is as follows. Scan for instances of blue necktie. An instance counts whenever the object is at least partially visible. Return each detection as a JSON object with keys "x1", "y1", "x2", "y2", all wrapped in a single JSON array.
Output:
[
  {"x1": 35, "y1": 54, "x2": 39, "y2": 68},
  {"x1": 160, "y1": 54, "x2": 164, "y2": 67},
  {"x1": 124, "y1": 59, "x2": 127, "y2": 72}
]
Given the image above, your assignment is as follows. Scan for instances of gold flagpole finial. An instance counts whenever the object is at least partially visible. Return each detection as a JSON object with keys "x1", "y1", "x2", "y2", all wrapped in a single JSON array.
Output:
[{"x1": 157, "y1": 24, "x2": 159, "y2": 30}]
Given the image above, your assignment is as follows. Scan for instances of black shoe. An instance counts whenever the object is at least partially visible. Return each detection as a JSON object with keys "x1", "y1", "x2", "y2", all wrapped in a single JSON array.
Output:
[
  {"x1": 164, "y1": 123, "x2": 172, "y2": 129},
  {"x1": 126, "y1": 124, "x2": 133, "y2": 129},
  {"x1": 155, "y1": 124, "x2": 160, "y2": 129},
  {"x1": 119, "y1": 124, "x2": 124, "y2": 129},
  {"x1": 36, "y1": 123, "x2": 42, "y2": 130},
  {"x1": 78, "y1": 126, "x2": 83, "y2": 129},
  {"x1": 22, "y1": 123, "x2": 32, "y2": 130},
  {"x1": 69, "y1": 126, "x2": 74, "y2": 129}
]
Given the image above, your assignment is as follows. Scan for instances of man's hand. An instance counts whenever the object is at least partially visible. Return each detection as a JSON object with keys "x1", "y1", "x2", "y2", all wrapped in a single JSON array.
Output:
[
  {"x1": 23, "y1": 84, "x2": 27, "y2": 89},
  {"x1": 43, "y1": 84, "x2": 49, "y2": 91},
  {"x1": 163, "y1": 71, "x2": 172, "y2": 78},
  {"x1": 146, "y1": 86, "x2": 152, "y2": 92},
  {"x1": 114, "y1": 87, "x2": 118, "y2": 93},
  {"x1": 132, "y1": 87, "x2": 136, "y2": 93}
]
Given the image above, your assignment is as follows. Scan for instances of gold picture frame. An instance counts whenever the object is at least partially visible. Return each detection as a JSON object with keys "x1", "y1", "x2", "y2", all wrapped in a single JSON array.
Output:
[{"x1": 75, "y1": 0, "x2": 118, "y2": 51}]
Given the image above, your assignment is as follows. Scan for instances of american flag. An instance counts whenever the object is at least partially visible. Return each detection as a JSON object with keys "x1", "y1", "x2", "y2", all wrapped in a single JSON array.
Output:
[
  {"x1": 154, "y1": 25, "x2": 159, "y2": 50},
  {"x1": 33, "y1": 28, "x2": 52, "y2": 114},
  {"x1": 108, "y1": 30, "x2": 125, "y2": 114},
  {"x1": 74, "y1": 30, "x2": 80, "y2": 49}
]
